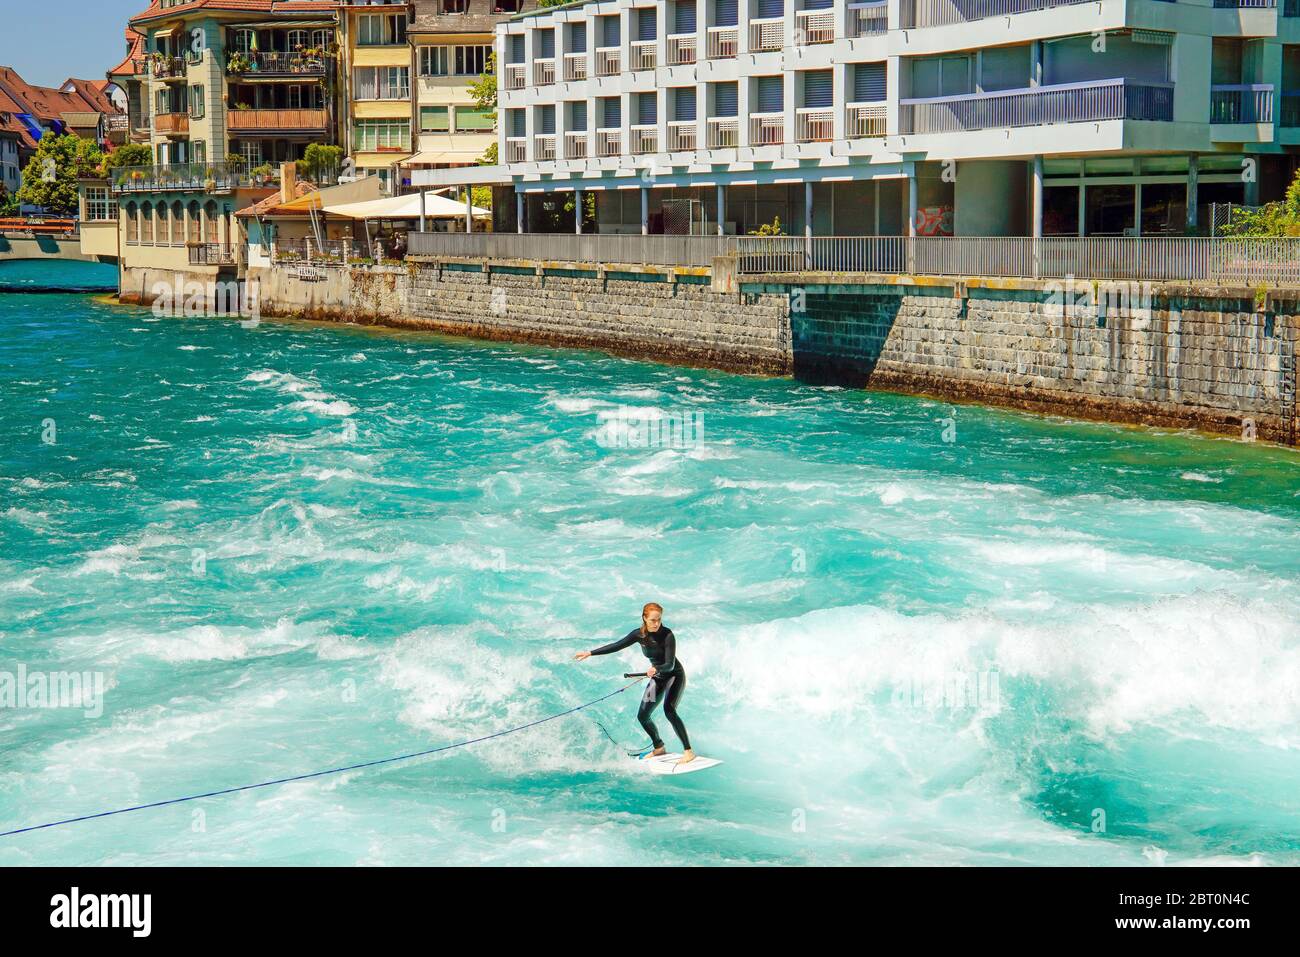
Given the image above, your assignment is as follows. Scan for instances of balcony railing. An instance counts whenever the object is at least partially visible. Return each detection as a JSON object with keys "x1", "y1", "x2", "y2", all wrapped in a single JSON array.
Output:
[
  {"x1": 228, "y1": 109, "x2": 328, "y2": 131},
  {"x1": 1282, "y1": 91, "x2": 1300, "y2": 127},
  {"x1": 1211, "y1": 0, "x2": 1275, "y2": 6},
  {"x1": 596, "y1": 127, "x2": 622, "y2": 155},
  {"x1": 667, "y1": 33, "x2": 697, "y2": 65},
  {"x1": 226, "y1": 51, "x2": 329, "y2": 76},
  {"x1": 1210, "y1": 84, "x2": 1274, "y2": 124},
  {"x1": 564, "y1": 52, "x2": 588, "y2": 81},
  {"x1": 188, "y1": 243, "x2": 238, "y2": 266},
  {"x1": 849, "y1": 1, "x2": 889, "y2": 35},
  {"x1": 631, "y1": 41, "x2": 656, "y2": 71},
  {"x1": 846, "y1": 102, "x2": 887, "y2": 137},
  {"x1": 154, "y1": 112, "x2": 190, "y2": 135},
  {"x1": 900, "y1": 0, "x2": 1095, "y2": 28},
  {"x1": 667, "y1": 120, "x2": 697, "y2": 151},
  {"x1": 707, "y1": 26, "x2": 739, "y2": 58},
  {"x1": 111, "y1": 161, "x2": 252, "y2": 194},
  {"x1": 707, "y1": 116, "x2": 739, "y2": 148},
  {"x1": 534, "y1": 58, "x2": 556, "y2": 85},
  {"x1": 148, "y1": 56, "x2": 187, "y2": 79},
  {"x1": 796, "y1": 107, "x2": 834, "y2": 142},
  {"x1": 796, "y1": 9, "x2": 836, "y2": 44},
  {"x1": 505, "y1": 63, "x2": 526, "y2": 89},
  {"x1": 631, "y1": 124, "x2": 658, "y2": 153},
  {"x1": 506, "y1": 136, "x2": 527, "y2": 162},
  {"x1": 564, "y1": 130, "x2": 589, "y2": 158},
  {"x1": 534, "y1": 133, "x2": 557, "y2": 160},
  {"x1": 750, "y1": 112, "x2": 785, "y2": 145},
  {"x1": 750, "y1": 18, "x2": 784, "y2": 51},
  {"x1": 899, "y1": 78, "x2": 1174, "y2": 134},
  {"x1": 596, "y1": 47, "x2": 621, "y2": 75}
]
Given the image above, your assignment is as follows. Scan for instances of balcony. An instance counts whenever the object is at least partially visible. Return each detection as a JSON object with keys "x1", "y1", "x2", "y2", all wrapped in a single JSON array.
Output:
[
  {"x1": 900, "y1": 0, "x2": 1096, "y2": 28},
  {"x1": 534, "y1": 58, "x2": 556, "y2": 85},
  {"x1": 750, "y1": 112, "x2": 785, "y2": 145},
  {"x1": 707, "y1": 116, "x2": 739, "y2": 148},
  {"x1": 534, "y1": 133, "x2": 557, "y2": 161},
  {"x1": 111, "y1": 162, "x2": 252, "y2": 195},
  {"x1": 226, "y1": 51, "x2": 329, "y2": 77},
  {"x1": 631, "y1": 124, "x2": 658, "y2": 153},
  {"x1": 564, "y1": 130, "x2": 589, "y2": 159},
  {"x1": 148, "y1": 56, "x2": 187, "y2": 80},
  {"x1": 631, "y1": 41, "x2": 656, "y2": 71},
  {"x1": 796, "y1": 107, "x2": 833, "y2": 142},
  {"x1": 707, "y1": 26, "x2": 739, "y2": 59},
  {"x1": 667, "y1": 33, "x2": 697, "y2": 65},
  {"x1": 564, "y1": 52, "x2": 588, "y2": 81},
  {"x1": 899, "y1": 78, "x2": 1174, "y2": 134},
  {"x1": 750, "y1": 18, "x2": 784, "y2": 52},
  {"x1": 505, "y1": 63, "x2": 526, "y2": 90},
  {"x1": 667, "y1": 120, "x2": 697, "y2": 151},
  {"x1": 596, "y1": 47, "x2": 621, "y2": 75},
  {"x1": 506, "y1": 136, "x2": 527, "y2": 163},
  {"x1": 849, "y1": 1, "x2": 888, "y2": 35},
  {"x1": 153, "y1": 112, "x2": 190, "y2": 136},
  {"x1": 1210, "y1": 84, "x2": 1274, "y2": 124},
  {"x1": 228, "y1": 109, "x2": 329, "y2": 132},
  {"x1": 846, "y1": 102, "x2": 887, "y2": 137},
  {"x1": 1282, "y1": 91, "x2": 1300, "y2": 127},
  {"x1": 796, "y1": 9, "x2": 836, "y2": 44},
  {"x1": 596, "y1": 128, "x2": 622, "y2": 155},
  {"x1": 188, "y1": 243, "x2": 238, "y2": 266}
]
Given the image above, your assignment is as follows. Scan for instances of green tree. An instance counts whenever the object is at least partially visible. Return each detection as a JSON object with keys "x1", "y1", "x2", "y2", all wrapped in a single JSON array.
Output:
[
  {"x1": 17, "y1": 132, "x2": 104, "y2": 215},
  {"x1": 300, "y1": 143, "x2": 343, "y2": 184},
  {"x1": 0, "y1": 182, "x2": 19, "y2": 217},
  {"x1": 100, "y1": 142, "x2": 152, "y2": 176},
  {"x1": 1218, "y1": 169, "x2": 1300, "y2": 237},
  {"x1": 537, "y1": 0, "x2": 572, "y2": 6},
  {"x1": 470, "y1": 52, "x2": 500, "y2": 167}
]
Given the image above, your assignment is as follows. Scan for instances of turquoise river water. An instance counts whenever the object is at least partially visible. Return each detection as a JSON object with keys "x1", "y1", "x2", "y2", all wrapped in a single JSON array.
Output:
[{"x1": 2, "y1": 260, "x2": 1299, "y2": 865}]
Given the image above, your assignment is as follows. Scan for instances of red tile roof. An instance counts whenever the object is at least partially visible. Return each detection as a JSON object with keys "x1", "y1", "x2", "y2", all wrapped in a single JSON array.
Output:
[
  {"x1": 236, "y1": 178, "x2": 318, "y2": 218},
  {"x1": 129, "y1": 1, "x2": 343, "y2": 26},
  {"x1": 108, "y1": 28, "x2": 147, "y2": 78},
  {"x1": 0, "y1": 65, "x2": 123, "y2": 149}
]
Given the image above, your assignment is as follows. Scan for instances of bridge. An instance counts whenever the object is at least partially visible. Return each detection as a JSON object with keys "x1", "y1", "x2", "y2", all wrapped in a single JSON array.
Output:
[{"x1": 0, "y1": 220, "x2": 106, "y2": 263}]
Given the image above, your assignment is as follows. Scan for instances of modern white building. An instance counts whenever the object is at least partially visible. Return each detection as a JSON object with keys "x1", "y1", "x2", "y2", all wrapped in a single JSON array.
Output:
[{"x1": 491, "y1": 0, "x2": 1300, "y2": 237}]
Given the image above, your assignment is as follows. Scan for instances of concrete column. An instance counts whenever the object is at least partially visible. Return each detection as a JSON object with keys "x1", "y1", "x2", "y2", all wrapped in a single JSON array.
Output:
[
  {"x1": 874, "y1": 179, "x2": 881, "y2": 235},
  {"x1": 1134, "y1": 182, "x2": 1143, "y2": 236},
  {"x1": 1186, "y1": 153, "x2": 1199, "y2": 231},
  {"x1": 465, "y1": 188, "x2": 473, "y2": 234},
  {"x1": 805, "y1": 180, "x2": 814, "y2": 265},
  {"x1": 1031, "y1": 155, "x2": 1043, "y2": 238},
  {"x1": 420, "y1": 190, "x2": 427, "y2": 233},
  {"x1": 516, "y1": 191, "x2": 525, "y2": 233},
  {"x1": 907, "y1": 166, "x2": 918, "y2": 237},
  {"x1": 716, "y1": 184, "x2": 725, "y2": 236},
  {"x1": 575, "y1": 188, "x2": 583, "y2": 233},
  {"x1": 1077, "y1": 182, "x2": 1086, "y2": 237},
  {"x1": 640, "y1": 186, "x2": 649, "y2": 235}
]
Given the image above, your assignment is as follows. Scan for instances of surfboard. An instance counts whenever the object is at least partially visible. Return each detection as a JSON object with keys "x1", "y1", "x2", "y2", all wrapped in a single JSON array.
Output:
[{"x1": 637, "y1": 753, "x2": 723, "y2": 775}]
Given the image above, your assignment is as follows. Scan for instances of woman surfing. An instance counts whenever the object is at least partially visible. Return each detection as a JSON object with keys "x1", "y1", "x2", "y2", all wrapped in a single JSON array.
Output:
[{"x1": 575, "y1": 602, "x2": 696, "y2": 765}]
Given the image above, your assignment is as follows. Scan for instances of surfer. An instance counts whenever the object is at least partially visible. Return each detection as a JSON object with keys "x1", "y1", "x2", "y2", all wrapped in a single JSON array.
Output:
[{"x1": 575, "y1": 602, "x2": 695, "y2": 765}]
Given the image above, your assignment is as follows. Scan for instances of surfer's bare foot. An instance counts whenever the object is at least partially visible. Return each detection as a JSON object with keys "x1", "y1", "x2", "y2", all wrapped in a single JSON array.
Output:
[
  {"x1": 677, "y1": 750, "x2": 696, "y2": 765},
  {"x1": 651, "y1": 746, "x2": 667, "y2": 757}
]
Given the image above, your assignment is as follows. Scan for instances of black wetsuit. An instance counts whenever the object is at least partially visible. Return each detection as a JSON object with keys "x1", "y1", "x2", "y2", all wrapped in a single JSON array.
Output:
[{"x1": 590, "y1": 627, "x2": 690, "y2": 751}]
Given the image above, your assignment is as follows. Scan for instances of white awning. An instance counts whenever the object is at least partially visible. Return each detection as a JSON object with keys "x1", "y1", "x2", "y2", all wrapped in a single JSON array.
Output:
[{"x1": 322, "y1": 193, "x2": 489, "y2": 220}]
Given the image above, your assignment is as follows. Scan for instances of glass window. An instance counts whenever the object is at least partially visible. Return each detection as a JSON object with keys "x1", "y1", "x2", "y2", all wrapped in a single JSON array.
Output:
[
  {"x1": 420, "y1": 46, "x2": 449, "y2": 77},
  {"x1": 454, "y1": 106, "x2": 495, "y2": 132},
  {"x1": 455, "y1": 46, "x2": 491, "y2": 76},
  {"x1": 84, "y1": 187, "x2": 114, "y2": 222},
  {"x1": 421, "y1": 106, "x2": 450, "y2": 132}
]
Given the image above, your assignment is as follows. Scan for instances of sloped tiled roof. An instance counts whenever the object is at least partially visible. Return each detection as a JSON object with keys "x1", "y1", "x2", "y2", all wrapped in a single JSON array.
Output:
[
  {"x1": 236, "y1": 179, "x2": 318, "y2": 218},
  {"x1": 108, "y1": 28, "x2": 146, "y2": 78},
  {"x1": 130, "y1": 0, "x2": 343, "y2": 26}
]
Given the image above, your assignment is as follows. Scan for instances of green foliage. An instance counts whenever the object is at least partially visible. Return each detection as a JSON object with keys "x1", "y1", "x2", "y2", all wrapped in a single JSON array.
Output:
[
  {"x1": 0, "y1": 183, "x2": 19, "y2": 217},
  {"x1": 470, "y1": 52, "x2": 497, "y2": 112},
  {"x1": 1218, "y1": 168, "x2": 1300, "y2": 237},
  {"x1": 300, "y1": 143, "x2": 343, "y2": 183},
  {"x1": 471, "y1": 185, "x2": 493, "y2": 211},
  {"x1": 480, "y1": 141, "x2": 498, "y2": 165},
  {"x1": 748, "y1": 215, "x2": 784, "y2": 236},
  {"x1": 537, "y1": 0, "x2": 572, "y2": 6},
  {"x1": 100, "y1": 143, "x2": 153, "y2": 175},
  {"x1": 17, "y1": 132, "x2": 104, "y2": 216}
]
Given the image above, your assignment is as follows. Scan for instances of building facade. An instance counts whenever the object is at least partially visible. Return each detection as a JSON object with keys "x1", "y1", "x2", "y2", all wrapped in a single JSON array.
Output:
[
  {"x1": 342, "y1": 0, "x2": 414, "y2": 191},
  {"x1": 494, "y1": 0, "x2": 1300, "y2": 236}
]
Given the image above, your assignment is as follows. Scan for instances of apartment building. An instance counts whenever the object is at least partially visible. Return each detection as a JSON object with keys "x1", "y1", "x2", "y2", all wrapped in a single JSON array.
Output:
[
  {"x1": 342, "y1": 0, "x2": 414, "y2": 191},
  {"x1": 494, "y1": 0, "x2": 1300, "y2": 237},
  {"x1": 406, "y1": 0, "x2": 538, "y2": 174}
]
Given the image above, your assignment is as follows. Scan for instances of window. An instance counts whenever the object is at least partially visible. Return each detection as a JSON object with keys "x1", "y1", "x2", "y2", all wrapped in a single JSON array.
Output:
[
  {"x1": 312, "y1": 29, "x2": 332, "y2": 51},
  {"x1": 420, "y1": 46, "x2": 448, "y2": 77},
  {"x1": 84, "y1": 187, "x2": 114, "y2": 222},
  {"x1": 190, "y1": 85, "x2": 205, "y2": 118},
  {"x1": 193, "y1": 140, "x2": 206, "y2": 164},
  {"x1": 354, "y1": 66, "x2": 409, "y2": 100},
  {"x1": 234, "y1": 30, "x2": 255, "y2": 54},
  {"x1": 444, "y1": 0, "x2": 468, "y2": 11},
  {"x1": 354, "y1": 119, "x2": 411, "y2": 151},
  {"x1": 421, "y1": 106, "x2": 449, "y2": 132},
  {"x1": 455, "y1": 45, "x2": 490, "y2": 76},
  {"x1": 358, "y1": 13, "x2": 406, "y2": 46},
  {"x1": 454, "y1": 106, "x2": 495, "y2": 132},
  {"x1": 239, "y1": 140, "x2": 263, "y2": 165},
  {"x1": 288, "y1": 29, "x2": 309, "y2": 50}
]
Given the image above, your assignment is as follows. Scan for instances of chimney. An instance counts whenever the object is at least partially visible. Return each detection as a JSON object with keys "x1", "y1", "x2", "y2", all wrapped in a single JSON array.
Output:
[{"x1": 280, "y1": 162, "x2": 297, "y2": 205}]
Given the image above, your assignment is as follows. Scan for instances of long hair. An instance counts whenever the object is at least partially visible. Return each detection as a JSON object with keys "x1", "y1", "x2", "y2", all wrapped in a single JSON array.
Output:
[{"x1": 639, "y1": 602, "x2": 664, "y2": 638}]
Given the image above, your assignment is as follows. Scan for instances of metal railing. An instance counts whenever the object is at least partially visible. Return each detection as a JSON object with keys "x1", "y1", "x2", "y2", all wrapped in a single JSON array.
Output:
[
  {"x1": 1282, "y1": 91, "x2": 1300, "y2": 127},
  {"x1": 1212, "y1": 0, "x2": 1276, "y2": 6},
  {"x1": 750, "y1": 112, "x2": 785, "y2": 145},
  {"x1": 408, "y1": 232, "x2": 741, "y2": 267},
  {"x1": 707, "y1": 116, "x2": 740, "y2": 148},
  {"x1": 111, "y1": 161, "x2": 252, "y2": 194},
  {"x1": 534, "y1": 58, "x2": 556, "y2": 85},
  {"x1": 667, "y1": 33, "x2": 697, "y2": 65},
  {"x1": 667, "y1": 120, "x2": 697, "y2": 151},
  {"x1": 534, "y1": 133, "x2": 557, "y2": 160},
  {"x1": 733, "y1": 236, "x2": 1300, "y2": 284},
  {"x1": 596, "y1": 127, "x2": 622, "y2": 156},
  {"x1": 1210, "y1": 84, "x2": 1274, "y2": 124},
  {"x1": 796, "y1": 107, "x2": 834, "y2": 142},
  {"x1": 846, "y1": 102, "x2": 887, "y2": 137},
  {"x1": 900, "y1": 78, "x2": 1174, "y2": 133},
  {"x1": 506, "y1": 136, "x2": 527, "y2": 163},
  {"x1": 148, "y1": 56, "x2": 187, "y2": 79},
  {"x1": 707, "y1": 26, "x2": 739, "y2": 58},
  {"x1": 564, "y1": 52, "x2": 587, "y2": 81},
  {"x1": 188, "y1": 243, "x2": 238, "y2": 266},
  {"x1": 596, "y1": 47, "x2": 620, "y2": 75},
  {"x1": 750, "y1": 17, "x2": 784, "y2": 51},
  {"x1": 631, "y1": 124, "x2": 658, "y2": 153},
  {"x1": 631, "y1": 41, "x2": 656, "y2": 71},
  {"x1": 796, "y1": 9, "x2": 836, "y2": 44},
  {"x1": 565, "y1": 130, "x2": 589, "y2": 159},
  {"x1": 849, "y1": 1, "x2": 889, "y2": 35},
  {"x1": 273, "y1": 238, "x2": 366, "y2": 264},
  {"x1": 226, "y1": 51, "x2": 329, "y2": 76},
  {"x1": 504, "y1": 63, "x2": 526, "y2": 90},
  {"x1": 900, "y1": 0, "x2": 1096, "y2": 27}
]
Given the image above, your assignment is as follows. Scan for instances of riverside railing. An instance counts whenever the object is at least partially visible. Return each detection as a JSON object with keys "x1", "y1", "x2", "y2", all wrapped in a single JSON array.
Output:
[
  {"x1": 406, "y1": 233, "x2": 1300, "y2": 285},
  {"x1": 111, "y1": 161, "x2": 254, "y2": 194},
  {"x1": 900, "y1": 79, "x2": 1174, "y2": 134},
  {"x1": 900, "y1": 0, "x2": 1095, "y2": 27}
]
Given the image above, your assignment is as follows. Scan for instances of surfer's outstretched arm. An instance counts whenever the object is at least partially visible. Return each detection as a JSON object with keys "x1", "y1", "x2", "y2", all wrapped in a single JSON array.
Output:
[{"x1": 574, "y1": 630, "x2": 638, "y2": 660}]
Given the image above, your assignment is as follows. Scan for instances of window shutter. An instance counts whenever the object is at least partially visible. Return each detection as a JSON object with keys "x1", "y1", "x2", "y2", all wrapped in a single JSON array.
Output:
[
  {"x1": 803, "y1": 70, "x2": 833, "y2": 109},
  {"x1": 756, "y1": 75, "x2": 783, "y2": 113},
  {"x1": 569, "y1": 23, "x2": 587, "y2": 53},
  {"x1": 602, "y1": 16, "x2": 620, "y2": 47},
  {"x1": 715, "y1": 0, "x2": 739, "y2": 27},
  {"x1": 538, "y1": 30, "x2": 554, "y2": 58},
  {"x1": 510, "y1": 35, "x2": 524, "y2": 63},
  {"x1": 853, "y1": 63, "x2": 886, "y2": 103},
  {"x1": 602, "y1": 97, "x2": 621, "y2": 127},
  {"x1": 675, "y1": 1, "x2": 697, "y2": 34},
  {"x1": 674, "y1": 88, "x2": 696, "y2": 121},
  {"x1": 638, "y1": 92, "x2": 657, "y2": 125},
  {"x1": 756, "y1": 0, "x2": 783, "y2": 19},
  {"x1": 713, "y1": 82, "x2": 738, "y2": 117},
  {"x1": 571, "y1": 101, "x2": 588, "y2": 131},
  {"x1": 540, "y1": 104, "x2": 555, "y2": 134},
  {"x1": 637, "y1": 8, "x2": 657, "y2": 42}
]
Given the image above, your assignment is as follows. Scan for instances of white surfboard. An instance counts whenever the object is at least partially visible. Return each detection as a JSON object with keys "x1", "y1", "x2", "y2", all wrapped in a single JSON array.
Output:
[{"x1": 637, "y1": 753, "x2": 723, "y2": 775}]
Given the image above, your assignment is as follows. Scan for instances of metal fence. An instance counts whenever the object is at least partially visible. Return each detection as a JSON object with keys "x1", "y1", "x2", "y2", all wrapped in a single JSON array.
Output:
[
  {"x1": 899, "y1": 0, "x2": 1094, "y2": 27},
  {"x1": 407, "y1": 231, "x2": 741, "y2": 267}
]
